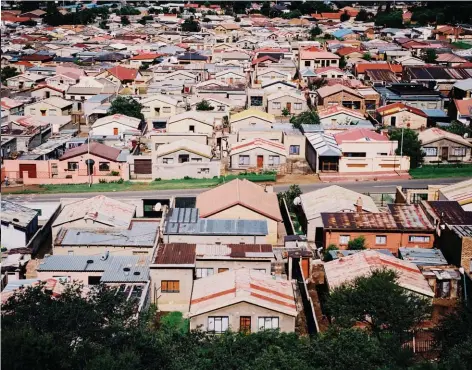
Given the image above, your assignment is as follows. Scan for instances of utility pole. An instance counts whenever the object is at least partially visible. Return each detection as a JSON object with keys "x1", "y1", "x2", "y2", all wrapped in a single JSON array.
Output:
[
  {"x1": 400, "y1": 127, "x2": 404, "y2": 157},
  {"x1": 88, "y1": 131, "x2": 92, "y2": 187}
]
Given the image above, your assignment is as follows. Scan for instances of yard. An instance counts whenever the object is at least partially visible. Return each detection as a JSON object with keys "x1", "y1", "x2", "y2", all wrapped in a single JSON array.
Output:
[
  {"x1": 2, "y1": 172, "x2": 277, "y2": 194},
  {"x1": 409, "y1": 164, "x2": 472, "y2": 179}
]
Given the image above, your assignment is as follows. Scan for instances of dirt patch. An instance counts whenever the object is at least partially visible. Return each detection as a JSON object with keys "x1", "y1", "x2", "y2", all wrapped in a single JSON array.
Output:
[
  {"x1": 1, "y1": 184, "x2": 46, "y2": 194},
  {"x1": 276, "y1": 174, "x2": 321, "y2": 184}
]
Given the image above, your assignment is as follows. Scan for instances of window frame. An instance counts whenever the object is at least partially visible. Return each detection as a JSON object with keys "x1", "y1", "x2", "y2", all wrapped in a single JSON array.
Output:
[
  {"x1": 375, "y1": 235, "x2": 387, "y2": 245},
  {"x1": 239, "y1": 155, "x2": 250, "y2": 166},
  {"x1": 423, "y1": 147, "x2": 438, "y2": 157},
  {"x1": 339, "y1": 235, "x2": 350, "y2": 245},
  {"x1": 452, "y1": 147, "x2": 466, "y2": 156},
  {"x1": 196, "y1": 267, "x2": 214, "y2": 279},
  {"x1": 161, "y1": 280, "x2": 180, "y2": 293},
  {"x1": 289, "y1": 145, "x2": 300, "y2": 155},
  {"x1": 98, "y1": 162, "x2": 110, "y2": 172},
  {"x1": 408, "y1": 235, "x2": 430, "y2": 243},
  {"x1": 258, "y1": 317, "x2": 279, "y2": 330},
  {"x1": 208, "y1": 316, "x2": 229, "y2": 333},
  {"x1": 67, "y1": 162, "x2": 79, "y2": 171}
]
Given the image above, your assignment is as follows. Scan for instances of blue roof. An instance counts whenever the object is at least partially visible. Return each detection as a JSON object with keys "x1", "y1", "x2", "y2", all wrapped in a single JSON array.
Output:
[
  {"x1": 398, "y1": 248, "x2": 448, "y2": 266},
  {"x1": 87, "y1": 94, "x2": 112, "y2": 102},
  {"x1": 420, "y1": 109, "x2": 448, "y2": 117},
  {"x1": 332, "y1": 29, "x2": 354, "y2": 39},
  {"x1": 301, "y1": 68, "x2": 317, "y2": 77}
]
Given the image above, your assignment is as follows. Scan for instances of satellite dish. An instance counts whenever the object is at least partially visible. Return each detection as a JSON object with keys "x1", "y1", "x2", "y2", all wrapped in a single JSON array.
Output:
[
  {"x1": 293, "y1": 197, "x2": 301, "y2": 206},
  {"x1": 154, "y1": 202, "x2": 162, "y2": 212}
]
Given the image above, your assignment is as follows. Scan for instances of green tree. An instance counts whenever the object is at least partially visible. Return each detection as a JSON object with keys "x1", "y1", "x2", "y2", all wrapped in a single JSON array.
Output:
[
  {"x1": 309, "y1": 26, "x2": 322, "y2": 40},
  {"x1": 181, "y1": 16, "x2": 200, "y2": 32},
  {"x1": 443, "y1": 120, "x2": 472, "y2": 137},
  {"x1": 108, "y1": 96, "x2": 144, "y2": 120},
  {"x1": 424, "y1": 49, "x2": 437, "y2": 63},
  {"x1": 290, "y1": 110, "x2": 320, "y2": 129},
  {"x1": 362, "y1": 52, "x2": 372, "y2": 61},
  {"x1": 323, "y1": 244, "x2": 339, "y2": 261},
  {"x1": 339, "y1": 55, "x2": 347, "y2": 69},
  {"x1": 389, "y1": 128, "x2": 425, "y2": 169},
  {"x1": 234, "y1": 16, "x2": 241, "y2": 22},
  {"x1": 340, "y1": 11, "x2": 350, "y2": 22},
  {"x1": 282, "y1": 107, "x2": 290, "y2": 117},
  {"x1": 355, "y1": 9, "x2": 369, "y2": 22},
  {"x1": 1, "y1": 66, "x2": 20, "y2": 83},
  {"x1": 121, "y1": 15, "x2": 131, "y2": 26},
  {"x1": 347, "y1": 236, "x2": 366, "y2": 250},
  {"x1": 327, "y1": 269, "x2": 431, "y2": 341},
  {"x1": 196, "y1": 99, "x2": 214, "y2": 111},
  {"x1": 375, "y1": 11, "x2": 403, "y2": 28}
]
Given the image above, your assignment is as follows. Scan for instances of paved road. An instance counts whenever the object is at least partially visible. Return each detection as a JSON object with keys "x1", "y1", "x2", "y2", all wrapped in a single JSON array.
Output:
[{"x1": 2, "y1": 177, "x2": 466, "y2": 204}]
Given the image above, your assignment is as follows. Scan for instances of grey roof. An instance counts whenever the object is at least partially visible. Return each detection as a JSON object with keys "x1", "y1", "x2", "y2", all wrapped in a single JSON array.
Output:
[
  {"x1": 450, "y1": 225, "x2": 472, "y2": 238},
  {"x1": 398, "y1": 248, "x2": 448, "y2": 267},
  {"x1": 37, "y1": 255, "x2": 150, "y2": 283},
  {"x1": 328, "y1": 249, "x2": 394, "y2": 260},
  {"x1": 167, "y1": 208, "x2": 200, "y2": 223},
  {"x1": 305, "y1": 133, "x2": 342, "y2": 157},
  {"x1": 420, "y1": 109, "x2": 448, "y2": 117},
  {"x1": 453, "y1": 78, "x2": 472, "y2": 91},
  {"x1": 56, "y1": 221, "x2": 159, "y2": 247},
  {"x1": 87, "y1": 94, "x2": 113, "y2": 102},
  {"x1": 165, "y1": 217, "x2": 268, "y2": 236},
  {"x1": 1, "y1": 201, "x2": 38, "y2": 228}
]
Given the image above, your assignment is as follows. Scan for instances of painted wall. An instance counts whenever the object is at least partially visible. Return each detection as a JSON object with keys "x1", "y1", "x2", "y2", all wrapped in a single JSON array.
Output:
[
  {"x1": 230, "y1": 117, "x2": 273, "y2": 132},
  {"x1": 338, "y1": 155, "x2": 410, "y2": 173},
  {"x1": 149, "y1": 267, "x2": 194, "y2": 312},
  {"x1": 380, "y1": 111, "x2": 427, "y2": 129},
  {"x1": 152, "y1": 161, "x2": 221, "y2": 180},
  {"x1": 195, "y1": 259, "x2": 272, "y2": 275},
  {"x1": 230, "y1": 147, "x2": 287, "y2": 172},
  {"x1": 1, "y1": 224, "x2": 27, "y2": 250},
  {"x1": 167, "y1": 119, "x2": 214, "y2": 136},
  {"x1": 267, "y1": 95, "x2": 307, "y2": 116}
]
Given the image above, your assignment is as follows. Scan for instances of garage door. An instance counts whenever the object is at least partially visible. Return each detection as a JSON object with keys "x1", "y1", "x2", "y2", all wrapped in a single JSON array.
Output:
[
  {"x1": 19, "y1": 164, "x2": 37, "y2": 178},
  {"x1": 134, "y1": 159, "x2": 152, "y2": 174}
]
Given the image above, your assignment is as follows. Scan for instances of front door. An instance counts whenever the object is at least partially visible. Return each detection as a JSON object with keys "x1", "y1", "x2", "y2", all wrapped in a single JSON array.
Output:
[
  {"x1": 257, "y1": 155, "x2": 264, "y2": 168},
  {"x1": 240, "y1": 316, "x2": 251, "y2": 333},
  {"x1": 286, "y1": 102, "x2": 292, "y2": 113},
  {"x1": 441, "y1": 147, "x2": 448, "y2": 160},
  {"x1": 19, "y1": 164, "x2": 37, "y2": 178},
  {"x1": 51, "y1": 163, "x2": 58, "y2": 176},
  {"x1": 113, "y1": 127, "x2": 119, "y2": 135}
]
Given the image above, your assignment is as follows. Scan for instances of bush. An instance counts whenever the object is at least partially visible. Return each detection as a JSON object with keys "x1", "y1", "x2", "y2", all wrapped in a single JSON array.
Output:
[
  {"x1": 348, "y1": 236, "x2": 366, "y2": 250},
  {"x1": 109, "y1": 171, "x2": 120, "y2": 176},
  {"x1": 99, "y1": 178, "x2": 107, "y2": 183},
  {"x1": 154, "y1": 178, "x2": 162, "y2": 181},
  {"x1": 183, "y1": 176, "x2": 193, "y2": 180}
]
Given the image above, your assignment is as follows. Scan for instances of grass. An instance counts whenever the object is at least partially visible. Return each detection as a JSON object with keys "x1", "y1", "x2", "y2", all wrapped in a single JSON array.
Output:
[
  {"x1": 409, "y1": 164, "x2": 472, "y2": 179},
  {"x1": 4, "y1": 173, "x2": 277, "y2": 195}
]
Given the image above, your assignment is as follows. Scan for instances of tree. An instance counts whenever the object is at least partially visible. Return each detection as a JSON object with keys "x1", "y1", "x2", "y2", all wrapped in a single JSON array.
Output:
[
  {"x1": 389, "y1": 128, "x2": 425, "y2": 169},
  {"x1": 327, "y1": 269, "x2": 431, "y2": 340},
  {"x1": 424, "y1": 49, "x2": 437, "y2": 63},
  {"x1": 339, "y1": 55, "x2": 347, "y2": 69},
  {"x1": 195, "y1": 99, "x2": 214, "y2": 111},
  {"x1": 347, "y1": 236, "x2": 366, "y2": 250},
  {"x1": 290, "y1": 110, "x2": 320, "y2": 129},
  {"x1": 375, "y1": 11, "x2": 403, "y2": 28},
  {"x1": 323, "y1": 244, "x2": 339, "y2": 261},
  {"x1": 355, "y1": 9, "x2": 369, "y2": 22},
  {"x1": 282, "y1": 107, "x2": 290, "y2": 117},
  {"x1": 108, "y1": 96, "x2": 144, "y2": 120},
  {"x1": 1, "y1": 66, "x2": 20, "y2": 83},
  {"x1": 340, "y1": 11, "x2": 350, "y2": 22},
  {"x1": 121, "y1": 15, "x2": 130, "y2": 26},
  {"x1": 181, "y1": 16, "x2": 200, "y2": 32},
  {"x1": 277, "y1": 184, "x2": 302, "y2": 212},
  {"x1": 309, "y1": 26, "x2": 322, "y2": 40},
  {"x1": 202, "y1": 17, "x2": 211, "y2": 23},
  {"x1": 362, "y1": 52, "x2": 372, "y2": 61},
  {"x1": 443, "y1": 120, "x2": 472, "y2": 137}
]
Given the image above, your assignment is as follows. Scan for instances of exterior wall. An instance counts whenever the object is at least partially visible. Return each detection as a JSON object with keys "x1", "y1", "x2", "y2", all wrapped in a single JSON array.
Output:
[
  {"x1": 164, "y1": 234, "x2": 267, "y2": 244},
  {"x1": 45, "y1": 75, "x2": 77, "y2": 87},
  {"x1": 149, "y1": 267, "x2": 194, "y2": 312},
  {"x1": 152, "y1": 161, "x2": 221, "y2": 180},
  {"x1": 53, "y1": 245, "x2": 153, "y2": 256},
  {"x1": 195, "y1": 259, "x2": 272, "y2": 274},
  {"x1": 167, "y1": 119, "x2": 214, "y2": 136},
  {"x1": 192, "y1": 100, "x2": 230, "y2": 113},
  {"x1": 318, "y1": 91, "x2": 365, "y2": 113},
  {"x1": 324, "y1": 230, "x2": 435, "y2": 255},
  {"x1": 320, "y1": 113, "x2": 364, "y2": 125},
  {"x1": 422, "y1": 139, "x2": 472, "y2": 164},
  {"x1": 380, "y1": 111, "x2": 427, "y2": 129},
  {"x1": 37, "y1": 270, "x2": 102, "y2": 282},
  {"x1": 151, "y1": 134, "x2": 208, "y2": 148},
  {"x1": 190, "y1": 301, "x2": 296, "y2": 333},
  {"x1": 338, "y1": 155, "x2": 410, "y2": 173},
  {"x1": 142, "y1": 99, "x2": 183, "y2": 119},
  {"x1": 267, "y1": 95, "x2": 307, "y2": 116},
  {"x1": 300, "y1": 57, "x2": 339, "y2": 69},
  {"x1": 215, "y1": 72, "x2": 246, "y2": 85},
  {"x1": 30, "y1": 88, "x2": 64, "y2": 100},
  {"x1": 306, "y1": 217, "x2": 323, "y2": 242},
  {"x1": 24, "y1": 102, "x2": 72, "y2": 116},
  {"x1": 237, "y1": 130, "x2": 282, "y2": 143},
  {"x1": 206, "y1": 204, "x2": 279, "y2": 245},
  {"x1": 1, "y1": 224, "x2": 27, "y2": 250},
  {"x1": 339, "y1": 141, "x2": 398, "y2": 157},
  {"x1": 230, "y1": 147, "x2": 287, "y2": 172},
  {"x1": 283, "y1": 133, "x2": 306, "y2": 159},
  {"x1": 257, "y1": 72, "x2": 289, "y2": 84},
  {"x1": 92, "y1": 121, "x2": 139, "y2": 136},
  {"x1": 230, "y1": 117, "x2": 273, "y2": 132}
]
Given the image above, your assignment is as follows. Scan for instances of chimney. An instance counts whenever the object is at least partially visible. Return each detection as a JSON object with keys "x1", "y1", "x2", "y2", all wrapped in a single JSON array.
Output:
[{"x1": 355, "y1": 197, "x2": 363, "y2": 212}]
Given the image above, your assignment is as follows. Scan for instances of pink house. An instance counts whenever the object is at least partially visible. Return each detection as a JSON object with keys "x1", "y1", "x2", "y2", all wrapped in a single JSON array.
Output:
[{"x1": 3, "y1": 142, "x2": 129, "y2": 185}]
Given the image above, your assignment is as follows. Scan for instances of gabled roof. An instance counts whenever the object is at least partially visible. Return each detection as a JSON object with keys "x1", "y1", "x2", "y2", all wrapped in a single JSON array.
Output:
[
  {"x1": 318, "y1": 106, "x2": 366, "y2": 120},
  {"x1": 230, "y1": 109, "x2": 275, "y2": 123},
  {"x1": 454, "y1": 99, "x2": 472, "y2": 117},
  {"x1": 418, "y1": 128, "x2": 472, "y2": 147},
  {"x1": 355, "y1": 63, "x2": 402, "y2": 74},
  {"x1": 1, "y1": 98, "x2": 25, "y2": 110},
  {"x1": 231, "y1": 138, "x2": 286, "y2": 156},
  {"x1": 59, "y1": 142, "x2": 123, "y2": 162},
  {"x1": 251, "y1": 55, "x2": 278, "y2": 66},
  {"x1": 305, "y1": 133, "x2": 342, "y2": 157},
  {"x1": 267, "y1": 91, "x2": 305, "y2": 102},
  {"x1": 321, "y1": 212, "x2": 398, "y2": 230},
  {"x1": 157, "y1": 139, "x2": 212, "y2": 158},
  {"x1": 189, "y1": 269, "x2": 297, "y2": 317},
  {"x1": 336, "y1": 46, "x2": 361, "y2": 56},
  {"x1": 107, "y1": 65, "x2": 138, "y2": 81},
  {"x1": 317, "y1": 84, "x2": 363, "y2": 99},
  {"x1": 376, "y1": 102, "x2": 427, "y2": 118},
  {"x1": 167, "y1": 111, "x2": 214, "y2": 126},
  {"x1": 324, "y1": 250, "x2": 434, "y2": 297},
  {"x1": 334, "y1": 128, "x2": 389, "y2": 144},
  {"x1": 33, "y1": 96, "x2": 72, "y2": 109},
  {"x1": 91, "y1": 114, "x2": 141, "y2": 130},
  {"x1": 196, "y1": 179, "x2": 282, "y2": 221}
]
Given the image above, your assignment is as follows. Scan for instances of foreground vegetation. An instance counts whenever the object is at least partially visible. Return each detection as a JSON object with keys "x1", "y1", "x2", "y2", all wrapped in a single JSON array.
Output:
[
  {"x1": 409, "y1": 164, "x2": 472, "y2": 179},
  {"x1": 2, "y1": 271, "x2": 471, "y2": 370}
]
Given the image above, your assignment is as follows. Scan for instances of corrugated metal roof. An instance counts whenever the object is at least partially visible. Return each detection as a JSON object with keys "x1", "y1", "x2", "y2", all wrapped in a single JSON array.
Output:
[
  {"x1": 399, "y1": 248, "x2": 448, "y2": 266},
  {"x1": 165, "y1": 218, "x2": 268, "y2": 236},
  {"x1": 305, "y1": 133, "x2": 342, "y2": 157},
  {"x1": 426, "y1": 201, "x2": 472, "y2": 225},
  {"x1": 321, "y1": 212, "x2": 397, "y2": 230},
  {"x1": 167, "y1": 208, "x2": 199, "y2": 223},
  {"x1": 388, "y1": 204, "x2": 434, "y2": 231},
  {"x1": 1, "y1": 201, "x2": 38, "y2": 228},
  {"x1": 154, "y1": 243, "x2": 196, "y2": 265}
]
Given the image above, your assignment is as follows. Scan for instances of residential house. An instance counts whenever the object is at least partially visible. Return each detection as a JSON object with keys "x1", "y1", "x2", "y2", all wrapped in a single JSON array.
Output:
[
  {"x1": 6, "y1": 72, "x2": 46, "y2": 90},
  {"x1": 374, "y1": 83, "x2": 445, "y2": 110},
  {"x1": 30, "y1": 85, "x2": 66, "y2": 100},
  {"x1": 376, "y1": 102, "x2": 428, "y2": 129},
  {"x1": 129, "y1": 53, "x2": 162, "y2": 68},
  {"x1": 163, "y1": 208, "x2": 269, "y2": 245},
  {"x1": 214, "y1": 70, "x2": 246, "y2": 85},
  {"x1": 230, "y1": 109, "x2": 276, "y2": 132},
  {"x1": 451, "y1": 99, "x2": 472, "y2": 125},
  {"x1": 299, "y1": 48, "x2": 340, "y2": 69},
  {"x1": 300, "y1": 186, "x2": 379, "y2": 242},
  {"x1": 1, "y1": 201, "x2": 39, "y2": 251},
  {"x1": 438, "y1": 179, "x2": 472, "y2": 211},
  {"x1": 66, "y1": 77, "x2": 120, "y2": 101},
  {"x1": 24, "y1": 97, "x2": 73, "y2": 117},
  {"x1": 321, "y1": 203, "x2": 435, "y2": 255},
  {"x1": 190, "y1": 96, "x2": 232, "y2": 113},
  {"x1": 419, "y1": 128, "x2": 472, "y2": 164},
  {"x1": 140, "y1": 94, "x2": 185, "y2": 120},
  {"x1": 1, "y1": 98, "x2": 25, "y2": 116},
  {"x1": 267, "y1": 91, "x2": 307, "y2": 117},
  {"x1": 166, "y1": 111, "x2": 214, "y2": 136},
  {"x1": 316, "y1": 84, "x2": 366, "y2": 113},
  {"x1": 97, "y1": 65, "x2": 143, "y2": 88},
  {"x1": 152, "y1": 139, "x2": 219, "y2": 180},
  {"x1": 230, "y1": 138, "x2": 287, "y2": 171},
  {"x1": 45, "y1": 72, "x2": 80, "y2": 87},
  {"x1": 189, "y1": 269, "x2": 297, "y2": 333},
  {"x1": 196, "y1": 179, "x2": 282, "y2": 244},
  {"x1": 91, "y1": 114, "x2": 144, "y2": 136},
  {"x1": 254, "y1": 68, "x2": 291, "y2": 85},
  {"x1": 318, "y1": 106, "x2": 367, "y2": 126}
]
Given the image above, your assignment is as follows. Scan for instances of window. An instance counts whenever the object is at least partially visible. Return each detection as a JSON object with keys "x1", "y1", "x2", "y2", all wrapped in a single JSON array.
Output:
[
  {"x1": 67, "y1": 162, "x2": 79, "y2": 171},
  {"x1": 208, "y1": 316, "x2": 229, "y2": 333},
  {"x1": 251, "y1": 96, "x2": 263, "y2": 106},
  {"x1": 304, "y1": 61, "x2": 310, "y2": 67},
  {"x1": 163, "y1": 157, "x2": 174, "y2": 164},
  {"x1": 178, "y1": 154, "x2": 189, "y2": 163},
  {"x1": 390, "y1": 116, "x2": 397, "y2": 127},
  {"x1": 375, "y1": 235, "x2": 387, "y2": 245},
  {"x1": 268, "y1": 155, "x2": 280, "y2": 166},
  {"x1": 289, "y1": 145, "x2": 300, "y2": 155},
  {"x1": 30, "y1": 108, "x2": 36, "y2": 114},
  {"x1": 452, "y1": 147, "x2": 466, "y2": 156},
  {"x1": 339, "y1": 235, "x2": 350, "y2": 245},
  {"x1": 53, "y1": 276, "x2": 70, "y2": 283},
  {"x1": 189, "y1": 125, "x2": 195, "y2": 132},
  {"x1": 162, "y1": 107, "x2": 171, "y2": 113},
  {"x1": 294, "y1": 103, "x2": 303, "y2": 110},
  {"x1": 99, "y1": 162, "x2": 110, "y2": 171},
  {"x1": 423, "y1": 147, "x2": 437, "y2": 157},
  {"x1": 258, "y1": 317, "x2": 279, "y2": 330},
  {"x1": 331, "y1": 59, "x2": 337, "y2": 64},
  {"x1": 272, "y1": 102, "x2": 281, "y2": 109},
  {"x1": 240, "y1": 316, "x2": 251, "y2": 333},
  {"x1": 161, "y1": 280, "x2": 180, "y2": 293},
  {"x1": 218, "y1": 268, "x2": 229, "y2": 273},
  {"x1": 198, "y1": 168, "x2": 210, "y2": 174},
  {"x1": 49, "y1": 109, "x2": 57, "y2": 116},
  {"x1": 191, "y1": 158, "x2": 203, "y2": 162},
  {"x1": 239, "y1": 155, "x2": 250, "y2": 166},
  {"x1": 343, "y1": 152, "x2": 366, "y2": 158},
  {"x1": 88, "y1": 276, "x2": 101, "y2": 285},
  {"x1": 253, "y1": 268, "x2": 266, "y2": 273},
  {"x1": 409, "y1": 235, "x2": 430, "y2": 243},
  {"x1": 196, "y1": 268, "x2": 214, "y2": 279}
]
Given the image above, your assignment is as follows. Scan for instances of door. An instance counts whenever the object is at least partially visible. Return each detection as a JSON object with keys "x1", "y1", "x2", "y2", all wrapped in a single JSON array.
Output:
[
  {"x1": 441, "y1": 147, "x2": 448, "y2": 160},
  {"x1": 240, "y1": 316, "x2": 251, "y2": 333},
  {"x1": 390, "y1": 116, "x2": 396, "y2": 127},
  {"x1": 113, "y1": 127, "x2": 119, "y2": 135},
  {"x1": 51, "y1": 163, "x2": 58, "y2": 176},
  {"x1": 45, "y1": 91, "x2": 50, "y2": 98},
  {"x1": 40, "y1": 110, "x2": 46, "y2": 116},
  {"x1": 19, "y1": 164, "x2": 37, "y2": 178},
  {"x1": 229, "y1": 78, "x2": 234, "y2": 84},
  {"x1": 257, "y1": 155, "x2": 264, "y2": 168},
  {"x1": 134, "y1": 159, "x2": 152, "y2": 174},
  {"x1": 286, "y1": 102, "x2": 292, "y2": 113}
]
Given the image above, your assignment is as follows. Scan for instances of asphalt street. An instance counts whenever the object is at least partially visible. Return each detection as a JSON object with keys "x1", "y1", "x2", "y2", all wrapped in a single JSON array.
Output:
[{"x1": 2, "y1": 177, "x2": 467, "y2": 204}]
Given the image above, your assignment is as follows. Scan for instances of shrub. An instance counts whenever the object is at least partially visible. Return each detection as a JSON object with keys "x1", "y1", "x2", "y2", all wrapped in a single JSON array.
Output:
[
  {"x1": 183, "y1": 176, "x2": 192, "y2": 180},
  {"x1": 348, "y1": 236, "x2": 366, "y2": 250},
  {"x1": 99, "y1": 178, "x2": 107, "y2": 183},
  {"x1": 154, "y1": 178, "x2": 162, "y2": 181},
  {"x1": 110, "y1": 171, "x2": 120, "y2": 176}
]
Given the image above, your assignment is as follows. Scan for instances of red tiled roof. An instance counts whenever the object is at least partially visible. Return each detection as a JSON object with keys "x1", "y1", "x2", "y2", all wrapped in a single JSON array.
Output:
[
  {"x1": 355, "y1": 63, "x2": 402, "y2": 74},
  {"x1": 14, "y1": 61, "x2": 34, "y2": 67},
  {"x1": 251, "y1": 55, "x2": 278, "y2": 66},
  {"x1": 30, "y1": 84, "x2": 66, "y2": 93},
  {"x1": 59, "y1": 142, "x2": 122, "y2": 162},
  {"x1": 107, "y1": 65, "x2": 138, "y2": 81},
  {"x1": 1, "y1": 15, "x2": 32, "y2": 23},
  {"x1": 334, "y1": 128, "x2": 389, "y2": 144},
  {"x1": 336, "y1": 47, "x2": 361, "y2": 57},
  {"x1": 455, "y1": 99, "x2": 472, "y2": 116}
]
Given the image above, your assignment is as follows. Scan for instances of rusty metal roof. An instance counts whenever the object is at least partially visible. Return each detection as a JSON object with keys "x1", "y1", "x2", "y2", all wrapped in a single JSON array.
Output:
[
  {"x1": 321, "y1": 212, "x2": 397, "y2": 230},
  {"x1": 388, "y1": 204, "x2": 434, "y2": 231},
  {"x1": 425, "y1": 201, "x2": 472, "y2": 226},
  {"x1": 153, "y1": 243, "x2": 196, "y2": 266}
]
